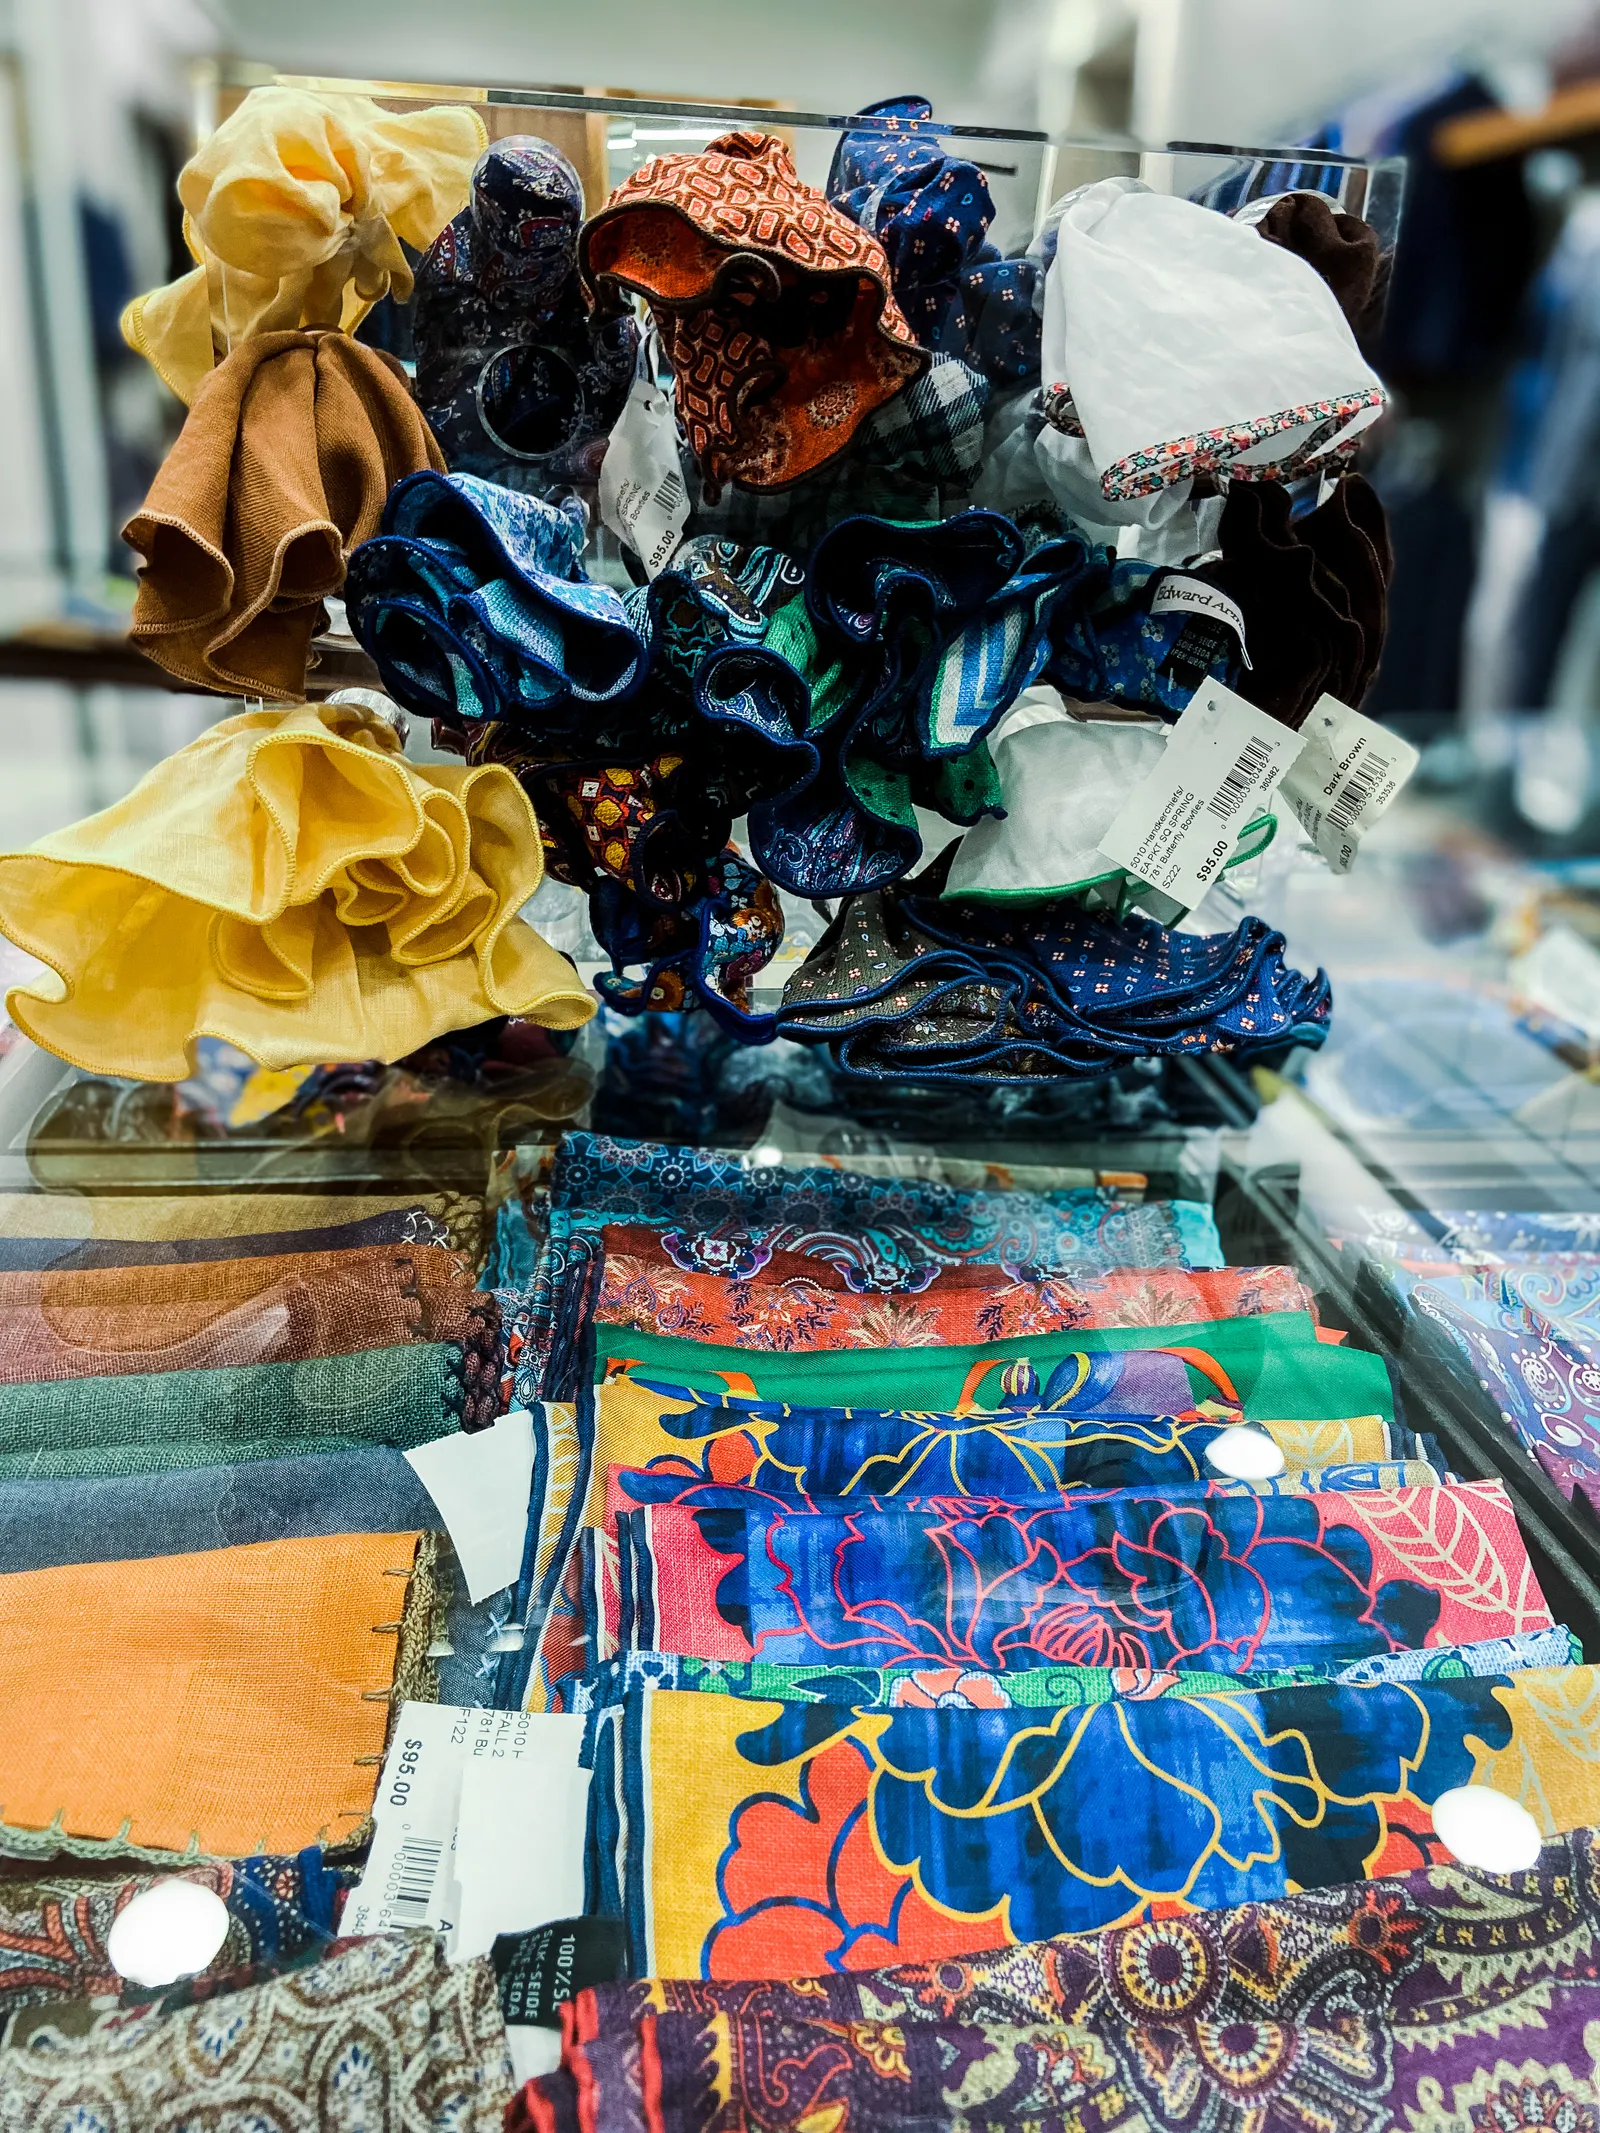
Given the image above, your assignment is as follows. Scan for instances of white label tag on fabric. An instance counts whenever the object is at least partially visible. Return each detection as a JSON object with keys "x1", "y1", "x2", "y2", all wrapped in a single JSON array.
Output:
[
  {"x1": 1099, "y1": 680, "x2": 1305, "y2": 910},
  {"x1": 344, "y1": 1705, "x2": 586, "y2": 1956},
  {"x1": 599, "y1": 377, "x2": 689, "y2": 576},
  {"x1": 1278, "y1": 693, "x2": 1419, "y2": 873},
  {"x1": 452, "y1": 1724, "x2": 590, "y2": 1960},
  {"x1": 1149, "y1": 576, "x2": 1253, "y2": 667},
  {"x1": 404, "y1": 1407, "x2": 535, "y2": 1604}
]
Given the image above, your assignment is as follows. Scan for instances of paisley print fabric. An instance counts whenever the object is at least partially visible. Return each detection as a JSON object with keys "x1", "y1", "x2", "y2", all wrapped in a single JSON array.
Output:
[
  {"x1": 0, "y1": 1849, "x2": 351, "y2": 2018},
  {"x1": 594, "y1": 1667, "x2": 1600, "y2": 1974},
  {"x1": 554, "y1": 1624, "x2": 1575, "y2": 1719},
  {"x1": 523, "y1": 1983, "x2": 1600, "y2": 2133},
  {"x1": 1406, "y1": 1279, "x2": 1600, "y2": 1495},
  {"x1": 607, "y1": 1481, "x2": 1550, "y2": 1673},
  {"x1": 593, "y1": 1232, "x2": 1313, "y2": 1346},
  {"x1": 0, "y1": 1930, "x2": 513, "y2": 2128},
  {"x1": 538, "y1": 1826, "x2": 1600, "y2": 2133}
]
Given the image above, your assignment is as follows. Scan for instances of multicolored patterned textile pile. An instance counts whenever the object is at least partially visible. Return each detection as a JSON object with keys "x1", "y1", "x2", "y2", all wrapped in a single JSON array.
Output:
[{"x1": 490, "y1": 1133, "x2": 1600, "y2": 2133}]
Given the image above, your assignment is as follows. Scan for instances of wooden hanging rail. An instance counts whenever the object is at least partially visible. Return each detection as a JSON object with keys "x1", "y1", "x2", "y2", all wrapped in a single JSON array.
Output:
[{"x1": 1434, "y1": 77, "x2": 1600, "y2": 167}]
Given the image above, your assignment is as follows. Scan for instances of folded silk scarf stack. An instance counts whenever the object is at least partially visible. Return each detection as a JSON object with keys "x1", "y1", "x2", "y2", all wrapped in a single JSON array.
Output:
[
  {"x1": 468, "y1": 1129, "x2": 1600, "y2": 2016},
  {"x1": 581, "y1": 130, "x2": 927, "y2": 496},
  {"x1": 119, "y1": 86, "x2": 485, "y2": 406},
  {"x1": 124, "y1": 328, "x2": 445, "y2": 700},
  {"x1": 495, "y1": 1129, "x2": 1223, "y2": 1402},
  {"x1": 0, "y1": 701, "x2": 592, "y2": 1077},
  {"x1": 412, "y1": 136, "x2": 637, "y2": 495},
  {"x1": 777, "y1": 845, "x2": 1331, "y2": 1082}
]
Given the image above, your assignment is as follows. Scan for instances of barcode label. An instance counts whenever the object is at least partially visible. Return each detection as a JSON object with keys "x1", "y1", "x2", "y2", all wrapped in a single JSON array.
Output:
[
  {"x1": 389, "y1": 1838, "x2": 444, "y2": 1923},
  {"x1": 1098, "y1": 679, "x2": 1306, "y2": 909},
  {"x1": 599, "y1": 374, "x2": 689, "y2": 576},
  {"x1": 1279, "y1": 697, "x2": 1418, "y2": 874},
  {"x1": 1207, "y1": 737, "x2": 1274, "y2": 821},
  {"x1": 1325, "y1": 752, "x2": 1391, "y2": 836}
]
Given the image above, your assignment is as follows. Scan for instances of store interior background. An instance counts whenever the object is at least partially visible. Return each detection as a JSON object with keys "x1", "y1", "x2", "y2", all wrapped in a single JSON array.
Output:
[{"x1": 10, "y1": 0, "x2": 1600, "y2": 1149}]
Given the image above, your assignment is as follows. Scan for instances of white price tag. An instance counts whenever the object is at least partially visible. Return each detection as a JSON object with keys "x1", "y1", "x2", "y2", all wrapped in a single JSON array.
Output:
[
  {"x1": 1099, "y1": 679, "x2": 1304, "y2": 910},
  {"x1": 599, "y1": 376, "x2": 688, "y2": 576},
  {"x1": 343, "y1": 1704, "x2": 581, "y2": 1951},
  {"x1": 404, "y1": 1407, "x2": 536, "y2": 1604},
  {"x1": 1278, "y1": 693, "x2": 1419, "y2": 873}
]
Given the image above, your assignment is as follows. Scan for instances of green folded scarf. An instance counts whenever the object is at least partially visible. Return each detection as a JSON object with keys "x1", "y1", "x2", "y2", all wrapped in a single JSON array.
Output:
[
  {"x1": 0, "y1": 1343, "x2": 466, "y2": 1479},
  {"x1": 591, "y1": 1311, "x2": 1395, "y2": 1423}
]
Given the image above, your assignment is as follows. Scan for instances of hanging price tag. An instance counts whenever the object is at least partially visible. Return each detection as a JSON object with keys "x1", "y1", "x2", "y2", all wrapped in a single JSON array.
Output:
[
  {"x1": 1099, "y1": 678, "x2": 1305, "y2": 911},
  {"x1": 599, "y1": 373, "x2": 688, "y2": 576},
  {"x1": 1278, "y1": 693, "x2": 1419, "y2": 873}
]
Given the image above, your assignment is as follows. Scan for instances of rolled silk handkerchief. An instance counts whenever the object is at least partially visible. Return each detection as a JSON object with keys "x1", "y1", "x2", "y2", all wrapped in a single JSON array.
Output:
[
  {"x1": 121, "y1": 85, "x2": 485, "y2": 405},
  {"x1": 1041, "y1": 175, "x2": 1385, "y2": 499},
  {"x1": 123, "y1": 329, "x2": 445, "y2": 701},
  {"x1": 0, "y1": 702, "x2": 593, "y2": 1078},
  {"x1": 941, "y1": 691, "x2": 1274, "y2": 912},
  {"x1": 413, "y1": 135, "x2": 636, "y2": 494},
  {"x1": 581, "y1": 130, "x2": 926, "y2": 493},
  {"x1": 779, "y1": 854, "x2": 1331, "y2": 1081},
  {"x1": 345, "y1": 469, "x2": 644, "y2": 723}
]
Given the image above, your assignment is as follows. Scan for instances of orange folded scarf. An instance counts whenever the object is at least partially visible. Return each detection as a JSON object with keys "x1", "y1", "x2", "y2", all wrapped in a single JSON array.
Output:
[{"x1": 0, "y1": 1530, "x2": 430, "y2": 1857}]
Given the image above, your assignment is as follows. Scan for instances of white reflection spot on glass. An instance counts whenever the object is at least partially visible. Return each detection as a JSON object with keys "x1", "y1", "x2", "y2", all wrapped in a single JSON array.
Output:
[
  {"x1": 106, "y1": 1880, "x2": 230, "y2": 1988},
  {"x1": 1203, "y1": 1426, "x2": 1286, "y2": 1481},
  {"x1": 1431, "y1": 1785, "x2": 1543, "y2": 1873}
]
